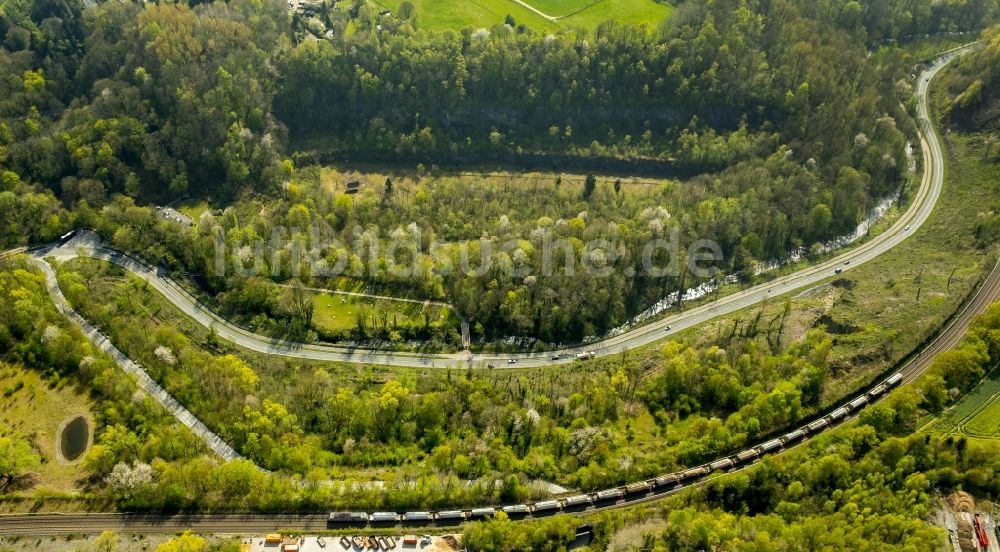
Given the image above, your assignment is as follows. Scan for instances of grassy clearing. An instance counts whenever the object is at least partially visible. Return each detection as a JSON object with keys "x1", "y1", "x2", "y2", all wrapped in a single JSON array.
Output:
[
  {"x1": 376, "y1": 0, "x2": 558, "y2": 31},
  {"x1": 0, "y1": 365, "x2": 92, "y2": 493},
  {"x1": 558, "y1": 0, "x2": 670, "y2": 28},
  {"x1": 870, "y1": 33, "x2": 980, "y2": 65},
  {"x1": 926, "y1": 372, "x2": 1000, "y2": 442},
  {"x1": 175, "y1": 199, "x2": 210, "y2": 221},
  {"x1": 963, "y1": 392, "x2": 1000, "y2": 437},
  {"x1": 314, "y1": 164, "x2": 672, "y2": 194},
  {"x1": 522, "y1": 0, "x2": 594, "y2": 16},
  {"x1": 373, "y1": 0, "x2": 669, "y2": 32},
  {"x1": 312, "y1": 290, "x2": 454, "y2": 333}
]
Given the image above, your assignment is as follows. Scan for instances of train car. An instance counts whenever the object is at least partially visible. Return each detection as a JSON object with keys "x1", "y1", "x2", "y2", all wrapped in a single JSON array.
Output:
[
  {"x1": 402, "y1": 511, "x2": 432, "y2": 523},
  {"x1": 370, "y1": 512, "x2": 399, "y2": 524},
  {"x1": 468, "y1": 507, "x2": 496, "y2": 519},
  {"x1": 680, "y1": 466, "x2": 710, "y2": 480},
  {"x1": 848, "y1": 396, "x2": 869, "y2": 410},
  {"x1": 806, "y1": 419, "x2": 829, "y2": 432},
  {"x1": 760, "y1": 439, "x2": 782, "y2": 453},
  {"x1": 501, "y1": 504, "x2": 530, "y2": 519},
  {"x1": 829, "y1": 406, "x2": 849, "y2": 420},
  {"x1": 709, "y1": 458, "x2": 734, "y2": 472},
  {"x1": 654, "y1": 474, "x2": 679, "y2": 488},
  {"x1": 562, "y1": 494, "x2": 592, "y2": 511},
  {"x1": 886, "y1": 373, "x2": 904, "y2": 387},
  {"x1": 868, "y1": 383, "x2": 888, "y2": 398},
  {"x1": 531, "y1": 500, "x2": 561, "y2": 516},
  {"x1": 736, "y1": 448, "x2": 758, "y2": 462},
  {"x1": 328, "y1": 512, "x2": 369, "y2": 525},
  {"x1": 595, "y1": 488, "x2": 625, "y2": 503},
  {"x1": 781, "y1": 429, "x2": 805, "y2": 443},
  {"x1": 435, "y1": 510, "x2": 466, "y2": 524},
  {"x1": 624, "y1": 481, "x2": 651, "y2": 496}
]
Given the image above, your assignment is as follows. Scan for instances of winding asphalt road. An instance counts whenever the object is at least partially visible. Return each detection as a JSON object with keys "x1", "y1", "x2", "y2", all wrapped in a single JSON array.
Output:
[
  {"x1": 35, "y1": 45, "x2": 974, "y2": 368},
  {"x1": 34, "y1": 45, "x2": 973, "y2": 370}
]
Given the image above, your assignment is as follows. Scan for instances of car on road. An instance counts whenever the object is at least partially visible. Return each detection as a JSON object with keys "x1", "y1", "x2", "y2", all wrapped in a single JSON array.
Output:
[
  {"x1": 904, "y1": 225, "x2": 911, "y2": 231},
  {"x1": 487, "y1": 363, "x2": 495, "y2": 369},
  {"x1": 834, "y1": 268, "x2": 843, "y2": 274},
  {"x1": 576, "y1": 351, "x2": 596, "y2": 361},
  {"x1": 664, "y1": 325, "x2": 672, "y2": 331},
  {"x1": 843, "y1": 260, "x2": 850, "y2": 265},
  {"x1": 551, "y1": 354, "x2": 561, "y2": 360},
  {"x1": 507, "y1": 358, "x2": 517, "y2": 364}
]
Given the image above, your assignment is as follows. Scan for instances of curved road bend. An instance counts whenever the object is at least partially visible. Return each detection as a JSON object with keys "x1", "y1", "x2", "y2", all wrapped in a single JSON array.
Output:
[{"x1": 36, "y1": 46, "x2": 972, "y2": 370}]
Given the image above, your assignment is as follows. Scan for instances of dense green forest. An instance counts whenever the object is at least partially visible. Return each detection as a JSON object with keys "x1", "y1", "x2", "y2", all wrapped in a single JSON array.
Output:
[
  {"x1": 2, "y1": 245, "x2": 998, "y2": 517},
  {"x1": 0, "y1": 0, "x2": 997, "y2": 342},
  {"x1": 466, "y1": 421, "x2": 1000, "y2": 551},
  {"x1": 46, "y1": 255, "x2": 1000, "y2": 508},
  {"x1": 946, "y1": 25, "x2": 1000, "y2": 132},
  {"x1": 59, "y1": 257, "x2": 836, "y2": 487},
  {"x1": 461, "y1": 301, "x2": 1000, "y2": 551}
]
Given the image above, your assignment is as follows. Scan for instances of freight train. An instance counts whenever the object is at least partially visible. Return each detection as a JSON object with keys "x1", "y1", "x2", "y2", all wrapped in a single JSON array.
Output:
[{"x1": 328, "y1": 371, "x2": 905, "y2": 527}]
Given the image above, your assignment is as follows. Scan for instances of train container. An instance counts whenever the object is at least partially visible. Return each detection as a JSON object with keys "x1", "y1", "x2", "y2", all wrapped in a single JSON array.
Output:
[
  {"x1": 681, "y1": 466, "x2": 710, "y2": 479},
  {"x1": 468, "y1": 507, "x2": 496, "y2": 519},
  {"x1": 563, "y1": 494, "x2": 592, "y2": 511},
  {"x1": 829, "y1": 406, "x2": 849, "y2": 420},
  {"x1": 501, "y1": 504, "x2": 530, "y2": 519},
  {"x1": 806, "y1": 419, "x2": 829, "y2": 432},
  {"x1": 848, "y1": 396, "x2": 868, "y2": 410},
  {"x1": 886, "y1": 373, "x2": 904, "y2": 387},
  {"x1": 402, "y1": 511, "x2": 432, "y2": 523},
  {"x1": 868, "y1": 383, "x2": 887, "y2": 397},
  {"x1": 531, "y1": 501, "x2": 561, "y2": 515},
  {"x1": 736, "y1": 448, "x2": 758, "y2": 462},
  {"x1": 327, "y1": 512, "x2": 368, "y2": 524},
  {"x1": 654, "y1": 474, "x2": 679, "y2": 488},
  {"x1": 624, "y1": 481, "x2": 651, "y2": 496},
  {"x1": 595, "y1": 488, "x2": 624, "y2": 502},
  {"x1": 782, "y1": 429, "x2": 805, "y2": 443},
  {"x1": 370, "y1": 512, "x2": 399, "y2": 524},
  {"x1": 760, "y1": 439, "x2": 782, "y2": 453},
  {"x1": 709, "y1": 458, "x2": 734, "y2": 472},
  {"x1": 435, "y1": 511, "x2": 465, "y2": 524}
]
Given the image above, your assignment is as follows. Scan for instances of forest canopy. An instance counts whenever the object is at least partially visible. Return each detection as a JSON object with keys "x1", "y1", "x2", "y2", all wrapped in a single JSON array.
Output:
[{"x1": 0, "y1": 0, "x2": 997, "y2": 342}]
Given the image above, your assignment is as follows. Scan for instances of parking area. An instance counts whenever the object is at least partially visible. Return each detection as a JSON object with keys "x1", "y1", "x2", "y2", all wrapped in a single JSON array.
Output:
[{"x1": 156, "y1": 205, "x2": 193, "y2": 227}]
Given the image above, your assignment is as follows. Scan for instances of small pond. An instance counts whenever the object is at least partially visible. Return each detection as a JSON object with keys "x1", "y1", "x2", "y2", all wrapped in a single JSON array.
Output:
[{"x1": 59, "y1": 416, "x2": 89, "y2": 461}]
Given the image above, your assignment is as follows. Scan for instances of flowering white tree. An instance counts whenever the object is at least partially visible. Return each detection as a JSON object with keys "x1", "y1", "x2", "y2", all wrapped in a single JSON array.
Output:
[{"x1": 105, "y1": 461, "x2": 154, "y2": 497}]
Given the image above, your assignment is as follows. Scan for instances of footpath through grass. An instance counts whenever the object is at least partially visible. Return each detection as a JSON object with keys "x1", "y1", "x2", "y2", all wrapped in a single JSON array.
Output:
[
  {"x1": 926, "y1": 371, "x2": 1000, "y2": 442},
  {"x1": 375, "y1": 0, "x2": 670, "y2": 31}
]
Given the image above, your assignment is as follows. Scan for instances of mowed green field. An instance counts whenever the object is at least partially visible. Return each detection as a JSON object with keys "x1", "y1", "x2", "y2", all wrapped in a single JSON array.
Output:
[
  {"x1": 927, "y1": 374, "x2": 1000, "y2": 441},
  {"x1": 312, "y1": 291, "x2": 454, "y2": 334},
  {"x1": 376, "y1": 0, "x2": 671, "y2": 31}
]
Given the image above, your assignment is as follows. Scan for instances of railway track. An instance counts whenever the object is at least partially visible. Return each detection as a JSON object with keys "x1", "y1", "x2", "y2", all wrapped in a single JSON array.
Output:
[
  {"x1": 2, "y1": 259, "x2": 996, "y2": 538},
  {"x1": 897, "y1": 257, "x2": 1000, "y2": 386}
]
